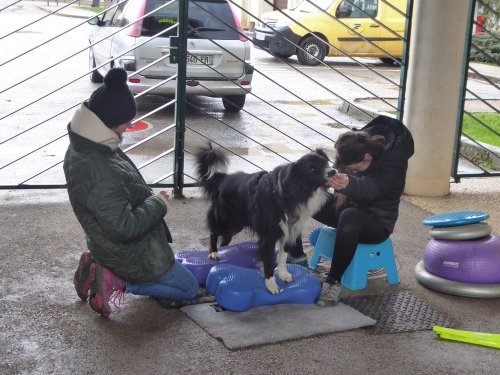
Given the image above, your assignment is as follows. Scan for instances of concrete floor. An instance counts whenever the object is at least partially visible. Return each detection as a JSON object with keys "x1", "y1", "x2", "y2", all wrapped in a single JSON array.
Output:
[{"x1": 0, "y1": 187, "x2": 499, "y2": 375}]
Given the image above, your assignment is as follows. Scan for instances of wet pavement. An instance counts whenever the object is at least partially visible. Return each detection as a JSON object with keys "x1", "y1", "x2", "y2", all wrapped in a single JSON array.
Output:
[{"x1": 1, "y1": 187, "x2": 499, "y2": 374}]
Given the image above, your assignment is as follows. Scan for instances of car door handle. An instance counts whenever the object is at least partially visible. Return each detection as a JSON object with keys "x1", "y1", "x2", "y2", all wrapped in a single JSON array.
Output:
[{"x1": 370, "y1": 24, "x2": 380, "y2": 28}]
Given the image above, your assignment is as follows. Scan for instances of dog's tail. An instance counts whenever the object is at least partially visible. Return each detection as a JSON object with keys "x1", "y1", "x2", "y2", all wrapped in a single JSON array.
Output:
[{"x1": 193, "y1": 143, "x2": 229, "y2": 196}]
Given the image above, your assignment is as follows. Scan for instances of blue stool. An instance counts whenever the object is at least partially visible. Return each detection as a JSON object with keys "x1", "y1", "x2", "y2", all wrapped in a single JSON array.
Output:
[{"x1": 309, "y1": 226, "x2": 399, "y2": 291}]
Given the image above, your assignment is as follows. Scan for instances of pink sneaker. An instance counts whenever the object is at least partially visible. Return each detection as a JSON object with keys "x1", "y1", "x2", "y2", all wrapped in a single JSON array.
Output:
[
  {"x1": 73, "y1": 251, "x2": 94, "y2": 301},
  {"x1": 88, "y1": 263, "x2": 126, "y2": 318}
]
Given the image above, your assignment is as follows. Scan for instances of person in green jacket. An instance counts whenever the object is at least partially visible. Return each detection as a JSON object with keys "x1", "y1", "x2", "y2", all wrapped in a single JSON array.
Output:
[{"x1": 64, "y1": 68, "x2": 199, "y2": 318}]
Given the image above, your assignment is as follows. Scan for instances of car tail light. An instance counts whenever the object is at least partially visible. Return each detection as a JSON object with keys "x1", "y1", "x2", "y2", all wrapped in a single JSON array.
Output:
[
  {"x1": 240, "y1": 81, "x2": 250, "y2": 86},
  {"x1": 229, "y1": 3, "x2": 247, "y2": 42},
  {"x1": 129, "y1": 78, "x2": 141, "y2": 83},
  {"x1": 127, "y1": 0, "x2": 147, "y2": 37},
  {"x1": 186, "y1": 80, "x2": 199, "y2": 87}
]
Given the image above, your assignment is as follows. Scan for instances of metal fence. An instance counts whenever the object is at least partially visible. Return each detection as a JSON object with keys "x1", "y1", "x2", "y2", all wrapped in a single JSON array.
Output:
[
  {"x1": 0, "y1": 0, "x2": 433, "y2": 192},
  {"x1": 452, "y1": 0, "x2": 499, "y2": 179}
]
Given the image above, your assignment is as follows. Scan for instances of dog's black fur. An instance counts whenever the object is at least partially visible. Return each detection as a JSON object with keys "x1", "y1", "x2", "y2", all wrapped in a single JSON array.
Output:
[{"x1": 194, "y1": 143, "x2": 335, "y2": 294}]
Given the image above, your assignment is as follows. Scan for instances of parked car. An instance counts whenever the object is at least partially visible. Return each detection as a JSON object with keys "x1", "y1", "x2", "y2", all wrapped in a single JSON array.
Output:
[
  {"x1": 253, "y1": 0, "x2": 407, "y2": 66},
  {"x1": 88, "y1": 0, "x2": 253, "y2": 112}
]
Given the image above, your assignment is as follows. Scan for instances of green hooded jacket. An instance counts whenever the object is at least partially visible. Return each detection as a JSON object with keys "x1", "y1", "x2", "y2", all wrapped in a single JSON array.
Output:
[{"x1": 63, "y1": 104, "x2": 174, "y2": 284}]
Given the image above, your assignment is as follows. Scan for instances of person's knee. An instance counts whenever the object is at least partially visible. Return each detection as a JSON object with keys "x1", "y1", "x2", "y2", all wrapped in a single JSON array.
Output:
[{"x1": 338, "y1": 208, "x2": 364, "y2": 235}]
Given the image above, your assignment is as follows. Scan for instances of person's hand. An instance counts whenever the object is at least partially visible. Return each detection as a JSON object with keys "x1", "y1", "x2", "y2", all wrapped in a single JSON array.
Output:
[
  {"x1": 156, "y1": 190, "x2": 170, "y2": 206},
  {"x1": 327, "y1": 173, "x2": 349, "y2": 190}
]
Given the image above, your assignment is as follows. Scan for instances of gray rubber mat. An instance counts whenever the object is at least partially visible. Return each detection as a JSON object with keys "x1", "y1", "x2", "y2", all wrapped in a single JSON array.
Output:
[
  {"x1": 181, "y1": 303, "x2": 376, "y2": 349},
  {"x1": 342, "y1": 291, "x2": 458, "y2": 334}
]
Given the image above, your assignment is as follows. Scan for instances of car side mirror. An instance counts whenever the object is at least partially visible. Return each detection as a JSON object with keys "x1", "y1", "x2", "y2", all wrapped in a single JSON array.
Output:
[
  {"x1": 336, "y1": 4, "x2": 352, "y2": 17},
  {"x1": 87, "y1": 16, "x2": 102, "y2": 26}
]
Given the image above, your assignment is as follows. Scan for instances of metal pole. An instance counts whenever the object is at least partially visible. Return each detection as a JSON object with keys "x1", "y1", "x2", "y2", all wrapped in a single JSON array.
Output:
[
  {"x1": 173, "y1": 0, "x2": 188, "y2": 197},
  {"x1": 451, "y1": 0, "x2": 476, "y2": 182},
  {"x1": 397, "y1": 0, "x2": 413, "y2": 121}
]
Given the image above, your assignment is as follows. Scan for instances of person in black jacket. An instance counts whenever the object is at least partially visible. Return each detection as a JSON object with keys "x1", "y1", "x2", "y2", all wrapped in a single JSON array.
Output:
[{"x1": 287, "y1": 115, "x2": 414, "y2": 306}]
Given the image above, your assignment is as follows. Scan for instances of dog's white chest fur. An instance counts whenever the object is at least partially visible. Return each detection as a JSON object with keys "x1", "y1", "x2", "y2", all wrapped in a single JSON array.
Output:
[
  {"x1": 278, "y1": 187, "x2": 329, "y2": 246},
  {"x1": 266, "y1": 187, "x2": 329, "y2": 294}
]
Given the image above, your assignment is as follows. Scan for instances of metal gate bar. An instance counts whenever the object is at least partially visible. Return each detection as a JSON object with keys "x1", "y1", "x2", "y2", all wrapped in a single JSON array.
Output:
[{"x1": 452, "y1": 0, "x2": 499, "y2": 179}]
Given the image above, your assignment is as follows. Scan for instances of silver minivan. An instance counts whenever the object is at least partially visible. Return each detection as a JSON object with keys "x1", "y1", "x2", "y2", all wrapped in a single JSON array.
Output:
[{"x1": 88, "y1": 0, "x2": 253, "y2": 111}]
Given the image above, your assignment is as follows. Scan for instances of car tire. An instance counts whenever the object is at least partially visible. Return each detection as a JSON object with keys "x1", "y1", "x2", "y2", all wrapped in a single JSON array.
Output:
[
  {"x1": 222, "y1": 95, "x2": 246, "y2": 112},
  {"x1": 297, "y1": 35, "x2": 326, "y2": 66},
  {"x1": 380, "y1": 57, "x2": 395, "y2": 64},
  {"x1": 274, "y1": 53, "x2": 293, "y2": 59},
  {"x1": 89, "y1": 49, "x2": 103, "y2": 83},
  {"x1": 380, "y1": 57, "x2": 402, "y2": 65}
]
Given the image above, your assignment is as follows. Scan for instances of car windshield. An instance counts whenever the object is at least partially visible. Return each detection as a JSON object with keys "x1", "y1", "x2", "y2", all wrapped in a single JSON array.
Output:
[
  {"x1": 292, "y1": 0, "x2": 335, "y2": 12},
  {"x1": 142, "y1": 0, "x2": 238, "y2": 40}
]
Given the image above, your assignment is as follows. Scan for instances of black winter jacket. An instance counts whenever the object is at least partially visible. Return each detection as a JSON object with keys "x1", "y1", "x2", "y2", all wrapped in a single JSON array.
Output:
[
  {"x1": 340, "y1": 115, "x2": 414, "y2": 233},
  {"x1": 63, "y1": 104, "x2": 174, "y2": 283}
]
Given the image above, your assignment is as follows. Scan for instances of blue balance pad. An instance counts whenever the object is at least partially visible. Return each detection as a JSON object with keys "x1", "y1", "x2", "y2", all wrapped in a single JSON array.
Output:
[
  {"x1": 206, "y1": 264, "x2": 321, "y2": 312},
  {"x1": 308, "y1": 227, "x2": 322, "y2": 247},
  {"x1": 422, "y1": 210, "x2": 490, "y2": 227}
]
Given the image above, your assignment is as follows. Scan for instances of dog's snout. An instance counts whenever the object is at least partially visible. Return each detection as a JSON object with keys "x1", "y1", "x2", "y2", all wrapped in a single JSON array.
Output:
[{"x1": 326, "y1": 168, "x2": 338, "y2": 178}]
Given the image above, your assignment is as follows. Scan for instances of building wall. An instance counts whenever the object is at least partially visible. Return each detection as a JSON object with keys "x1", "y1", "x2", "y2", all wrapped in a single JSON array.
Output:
[{"x1": 233, "y1": 0, "x2": 292, "y2": 30}]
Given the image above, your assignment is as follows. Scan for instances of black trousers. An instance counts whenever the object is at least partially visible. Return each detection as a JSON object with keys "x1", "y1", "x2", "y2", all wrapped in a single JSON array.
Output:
[{"x1": 287, "y1": 195, "x2": 389, "y2": 284}]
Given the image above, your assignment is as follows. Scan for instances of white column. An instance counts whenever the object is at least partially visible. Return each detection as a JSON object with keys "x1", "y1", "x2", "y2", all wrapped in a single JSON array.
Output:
[{"x1": 403, "y1": 0, "x2": 471, "y2": 197}]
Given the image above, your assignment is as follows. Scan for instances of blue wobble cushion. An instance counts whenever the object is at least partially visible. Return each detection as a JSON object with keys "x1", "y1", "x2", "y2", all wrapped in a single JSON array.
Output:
[
  {"x1": 206, "y1": 264, "x2": 321, "y2": 312},
  {"x1": 309, "y1": 227, "x2": 322, "y2": 246},
  {"x1": 175, "y1": 240, "x2": 260, "y2": 285},
  {"x1": 422, "y1": 210, "x2": 489, "y2": 227}
]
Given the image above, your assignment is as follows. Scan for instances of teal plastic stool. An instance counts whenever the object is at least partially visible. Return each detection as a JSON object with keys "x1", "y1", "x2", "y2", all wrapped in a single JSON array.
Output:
[{"x1": 309, "y1": 226, "x2": 399, "y2": 290}]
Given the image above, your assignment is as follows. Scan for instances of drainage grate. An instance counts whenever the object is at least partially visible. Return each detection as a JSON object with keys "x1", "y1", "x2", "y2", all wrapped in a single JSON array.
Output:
[{"x1": 342, "y1": 291, "x2": 458, "y2": 334}]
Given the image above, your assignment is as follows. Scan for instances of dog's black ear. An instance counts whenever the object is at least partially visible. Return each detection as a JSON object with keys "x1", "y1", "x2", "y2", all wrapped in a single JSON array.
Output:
[{"x1": 315, "y1": 148, "x2": 329, "y2": 160}]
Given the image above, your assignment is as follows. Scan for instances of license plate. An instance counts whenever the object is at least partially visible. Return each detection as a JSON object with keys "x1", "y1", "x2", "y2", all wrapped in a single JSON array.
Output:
[
  {"x1": 187, "y1": 54, "x2": 213, "y2": 65},
  {"x1": 255, "y1": 31, "x2": 265, "y2": 40}
]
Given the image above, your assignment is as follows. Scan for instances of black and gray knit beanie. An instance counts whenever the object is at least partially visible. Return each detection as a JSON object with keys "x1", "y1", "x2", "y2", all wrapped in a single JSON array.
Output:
[{"x1": 87, "y1": 68, "x2": 137, "y2": 128}]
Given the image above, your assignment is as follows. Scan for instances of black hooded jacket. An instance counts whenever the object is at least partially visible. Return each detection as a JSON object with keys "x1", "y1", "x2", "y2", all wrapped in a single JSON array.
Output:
[{"x1": 339, "y1": 115, "x2": 414, "y2": 233}]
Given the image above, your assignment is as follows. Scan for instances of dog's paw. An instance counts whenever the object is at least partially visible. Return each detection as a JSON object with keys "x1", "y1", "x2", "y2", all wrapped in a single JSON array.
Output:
[
  {"x1": 208, "y1": 252, "x2": 220, "y2": 261},
  {"x1": 278, "y1": 270, "x2": 293, "y2": 283},
  {"x1": 265, "y1": 277, "x2": 280, "y2": 295}
]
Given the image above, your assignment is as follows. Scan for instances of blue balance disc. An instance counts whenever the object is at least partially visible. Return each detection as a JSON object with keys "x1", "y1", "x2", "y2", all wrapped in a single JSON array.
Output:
[{"x1": 422, "y1": 210, "x2": 490, "y2": 227}]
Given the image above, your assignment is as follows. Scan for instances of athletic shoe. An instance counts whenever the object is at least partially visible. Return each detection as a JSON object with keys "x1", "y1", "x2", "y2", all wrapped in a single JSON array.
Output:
[
  {"x1": 316, "y1": 281, "x2": 342, "y2": 307},
  {"x1": 286, "y1": 254, "x2": 309, "y2": 268},
  {"x1": 88, "y1": 263, "x2": 126, "y2": 318},
  {"x1": 73, "y1": 251, "x2": 94, "y2": 301}
]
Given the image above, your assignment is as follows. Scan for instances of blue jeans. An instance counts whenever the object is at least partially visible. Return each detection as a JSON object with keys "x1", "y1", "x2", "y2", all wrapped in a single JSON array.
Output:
[{"x1": 126, "y1": 261, "x2": 198, "y2": 300}]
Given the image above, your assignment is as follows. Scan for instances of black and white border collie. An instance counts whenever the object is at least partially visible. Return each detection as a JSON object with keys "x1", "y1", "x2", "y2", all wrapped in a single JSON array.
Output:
[{"x1": 194, "y1": 144, "x2": 336, "y2": 294}]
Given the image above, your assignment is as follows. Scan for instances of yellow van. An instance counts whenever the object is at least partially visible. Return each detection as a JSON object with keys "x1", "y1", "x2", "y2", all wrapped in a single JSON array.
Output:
[{"x1": 253, "y1": 0, "x2": 407, "y2": 65}]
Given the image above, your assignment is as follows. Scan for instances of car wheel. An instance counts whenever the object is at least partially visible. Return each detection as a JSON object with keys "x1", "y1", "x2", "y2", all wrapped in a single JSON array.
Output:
[
  {"x1": 380, "y1": 57, "x2": 402, "y2": 65},
  {"x1": 222, "y1": 95, "x2": 246, "y2": 112},
  {"x1": 89, "y1": 49, "x2": 103, "y2": 83},
  {"x1": 297, "y1": 35, "x2": 326, "y2": 66},
  {"x1": 380, "y1": 57, "x2": 395, "y2": 64},
  {"x1": 274, "y1": 53, "x2": 293, "y2": 59}
]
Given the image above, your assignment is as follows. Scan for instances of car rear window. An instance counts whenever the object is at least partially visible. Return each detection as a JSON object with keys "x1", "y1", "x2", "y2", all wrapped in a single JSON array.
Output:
[{"x1": 142, "y1": 0, "x2": 239, "y2": 40}]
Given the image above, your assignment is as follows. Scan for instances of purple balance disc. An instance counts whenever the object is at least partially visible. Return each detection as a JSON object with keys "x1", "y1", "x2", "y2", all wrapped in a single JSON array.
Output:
[
  {"x1": 175, "y1": 240, "x2": 260, "y2": 285},
  {"x1": 423, "y1": 235, "x2": 500, "y2": 284}
]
